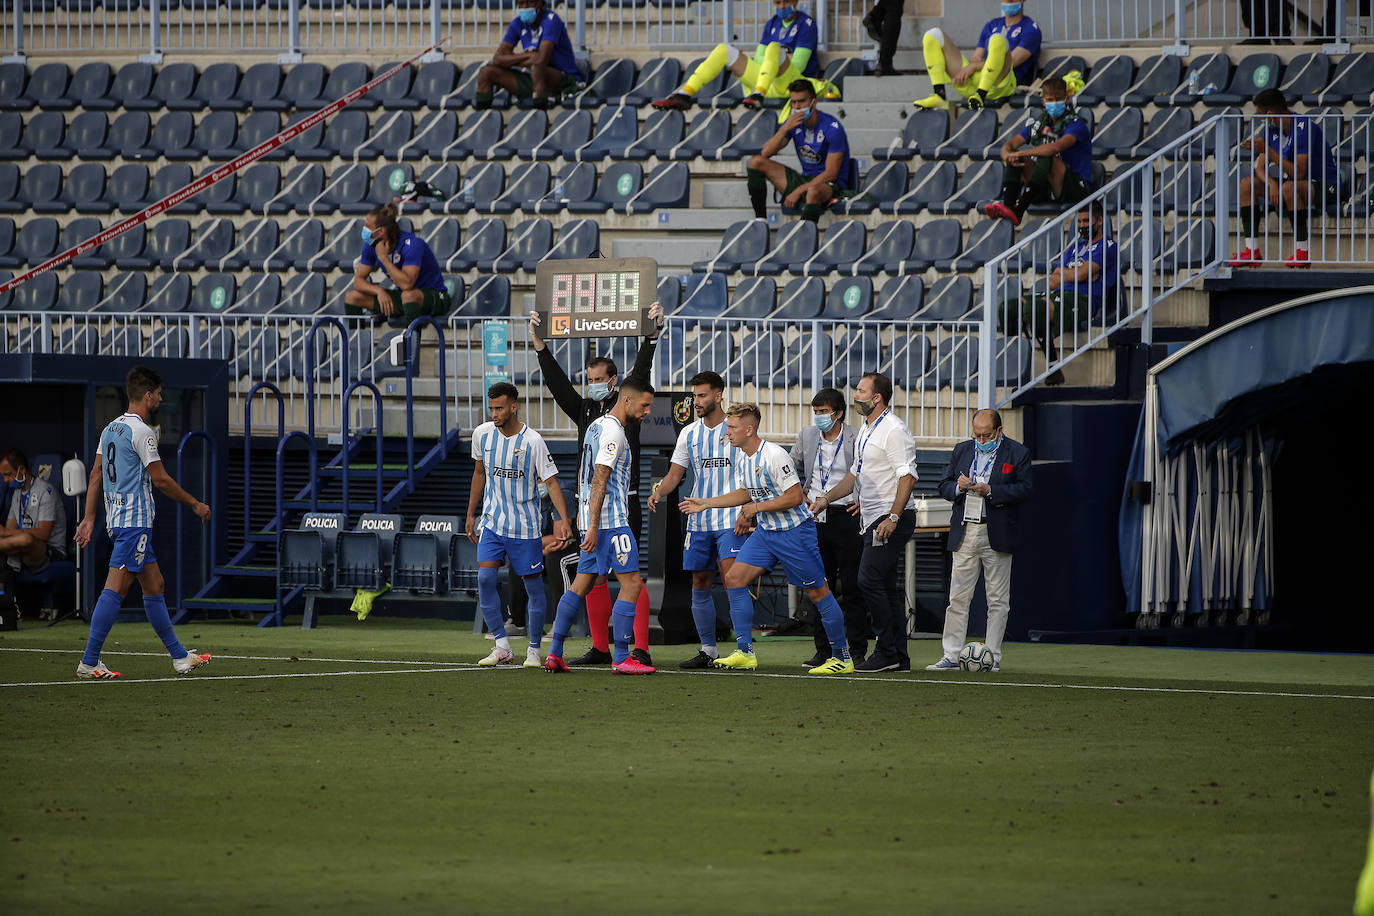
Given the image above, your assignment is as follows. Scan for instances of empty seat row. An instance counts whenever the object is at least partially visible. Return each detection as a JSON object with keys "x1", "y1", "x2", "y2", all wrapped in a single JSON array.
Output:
[{"x1": 280, "y1": 512, "x2": 463, "y2": 597}]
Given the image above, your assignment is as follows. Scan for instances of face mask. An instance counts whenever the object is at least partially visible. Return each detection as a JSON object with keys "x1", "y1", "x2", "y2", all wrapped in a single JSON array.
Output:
[
  {"x1": 1001, "y1": 2, "x2": 1022, "y2": 14},
  {"x1": 5, "y1": 473, "x2": 24, "y2": 490},
  {"x1": 1078, "y1": 226, "x2": 1091, "y2": 241},
  {"x1": 360, "y1": 227, "x2": 375, "y2": 246},
  {"x1": 975, "y1": 436, "x2": 1000, "y2": 453},
  {"x1": 813, "y1": 413, "x2": 835, "y2": 432},
  {"x1": 1044, "y1": 100, "x2": 1067, "y2": 118},
  {"x1": 778, "y1": 5, "x2": 796, "y2": 19},
  {"x1": 794, "y1": 106, "x2": 812, "y2": 121},
  {"x1": 517, "y1": 7, "x2": 538, "y2": 24},
  {"x1": 588, "y1": 382, "x2": 611, "y2": 401},
  {"x1": 852, "y1": 397, "x2": 875, "y2": 417}
]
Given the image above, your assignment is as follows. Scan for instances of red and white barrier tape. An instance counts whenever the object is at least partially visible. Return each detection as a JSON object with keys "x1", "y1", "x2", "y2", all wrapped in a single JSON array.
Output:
[{"x1": 0, "y1": 38, "x2": 448, "y2": 297}]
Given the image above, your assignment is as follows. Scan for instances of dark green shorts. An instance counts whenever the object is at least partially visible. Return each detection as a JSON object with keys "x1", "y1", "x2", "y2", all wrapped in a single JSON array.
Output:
[
  {"x1": 1056, "y1": 170, "x2": 1094, "y2": 204},
  {"x1": 513, "y1": 69, "x2": 581, "y2": 99},
  {"x1": 346, "y1": 288, "x2": 452, "y2": 321},
  {"x1": 782, "y1": 166, "x2": 857, "y2": 200},
  {"x1": 1018, "y1": 290, "x2": 1094, "y2": 333}
]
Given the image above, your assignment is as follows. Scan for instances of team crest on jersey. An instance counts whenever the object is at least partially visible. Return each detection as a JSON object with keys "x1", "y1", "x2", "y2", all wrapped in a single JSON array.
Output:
[
  {"x1": 513, "y1": 448, "x2": 525, "y2": 460},
  {"x1": 616, "y1": 548, "x2": 630, "y2": 566}
]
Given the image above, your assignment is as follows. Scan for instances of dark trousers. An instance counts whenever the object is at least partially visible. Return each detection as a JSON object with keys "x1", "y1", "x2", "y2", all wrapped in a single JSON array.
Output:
[
  {"x1": 810, "y1": 508, "x2": 866, "y2": 659},
  {"x1": 858, "y1": 509, "x2": 916, "y2": 666},
  {"x1": 871, "y1": 0, "x2": 906, "y2": 70}
]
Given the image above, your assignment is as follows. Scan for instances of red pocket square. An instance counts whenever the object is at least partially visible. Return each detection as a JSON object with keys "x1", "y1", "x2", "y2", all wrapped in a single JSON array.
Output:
[{"x1": 1001, "y1": 463, "x2": 1014, "y2": 475}]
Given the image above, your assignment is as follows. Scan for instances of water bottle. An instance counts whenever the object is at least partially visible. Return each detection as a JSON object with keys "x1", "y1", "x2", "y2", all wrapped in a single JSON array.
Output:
[
  {"x1": 1188, "y1": 71, "x2": 1200, "y2": 95},
  {"x1": 553, "y1": 179, "x2": 565, "y2": 201},
  {"x1": 1201, "y1": 83, "x2": 1216, "y2": 96},
  {"x1": 461, "y1": 183, "x2": 474, "y2": 206}
]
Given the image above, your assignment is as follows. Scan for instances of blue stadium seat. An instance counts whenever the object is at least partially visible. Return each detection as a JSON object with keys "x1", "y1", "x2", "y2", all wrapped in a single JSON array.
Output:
[
  {"x1": 298, "y1": 109, "x2": 370, "y2": 161},
  {"x1": 418, "y1": 218, "x2": 461, "y2": 264},
  {"x1": 261, "y1": 218, "x2": 325, "y2": 271},
  {"x1": 273, "y1": 272, "x2": 327, "y2": 317},
  {"x1": 1013, "y1": 217, "x2": 1062, "y2": 273},
  {"x1": 691, "y1": 219, "x2": 769, "y2": 273},
  {"x1": 276, "y1": 61, "x2": 327, "y2": 109},
  {"x1": 656, "y1": 275, "x2": 682, "y2": 315},
  {"x1": 982, "y1": 107, "x2": 1030, "y2": 160},
  {"x1": 142, "y1": 272, "x2": 192, "y2": 313},
  {"x1": 188, "y1": 273, "x2": 238, "y2": 314},
  {"x1": 619, "y1": 161, "x2": 690, "y2": 214},
  {"x1": 10, "y1": 271, "x2": 59, "y2": 312},
  {"x1": 820, "y1": 276, "x2": 873, "y2": 320},
  {"x1": 1039, "y1": 55, "x2": 1085, "y2": 81},
  {"x1": 669, "y1": 110, "x2": 731, "y2": 160},
  {"x1": 772, "y1": 276, "x2": 826, "y2": 319},
  {"x1": 21, "y1": 111, "x2": 67, "y2": 160},
  {"x1": 313, "y1": 325, "x2": 376, "y2": 382},
  {"x1": 56, "y1": 217, "x2": 100, "y2": 264},
  {"x1": 622, "y1": 109, "x2": 684, "y2": 159},
  {"x1": 491, "y1": 162, "x2": 550, "y2": 214},
  {"x1": 622, "y1": 57, "x2": 681, "y2": 106},
  {"x1": 1276, "y1": 53, "x2": 1331, "y2": 100},
  {"x1": 725, "y1": 277, "x2": 776, "y2": 319},
  {"x1": 274, "y1": 163, "x2": 325, "y2": 215},
  {"x1": 887, "y1": 334, "x2": 932, "y2": 389},
  {"x1": 126, "y1": 62, "x2": 197, "y2": 111},
  {"x1": 439, "y1": 109, "x2": 499, "y2": 161},
  {"x1": 58, "y1": 325, "x2": 100, "y2": 355},
  {"x1": 770, "y1": 330, "x2": 832, "y2": 388},
  {"x1": 800, "y1": 220, "x2": 865, "y2": 276},
  {"x1": 918, "y1": 276, "x2": 974, "y2": 322},
  {"x1": 677, "y1": 272, "x2": 728, "y2": 317},
  {"x1": 455, "y1": 274, "x2": 510, "y2": 317},
  {"x1": 16, "y1": 164, "x2": 65, "y2": 213},
  {"x1": 93, "y1": 273, "x2": 147, "y2": 314},
  {"x1": 567, "y1": 58, "x2": 635, "y2": 108},
  {"x1": 438, "y1": 162, "x2": 503, "y2": 215},
  {"x1": 284, "y1": 111, "x2": 326, "y2": 158},
  {"x1": 934, "y1": 109, "x2": 998, "y2": 160},
  {"x1": 103, "y1": 163, "x2": 149, "y2": 214},
  {"x1": 0, "y1": 218, "x2": 13, "y2": 266},
  {"x1": 195, "y1": 168, "x2": 240, "y2": 216},
  {"x1": 1161, "y1": 219, "x2": 1214, "y2": 272},
  {"x1": 392, "y1": 516, "x2": 461, "y2": 594},
  {"x1": 229, "y1": 273, "x2": 279, "y2": 314},
  {"x1": 106, "y1": 111, "x2": 154, "y2": 160},
  {"x1": 487, "y1": 218, "x2": 553, "y2": 273},
  {"x1": 715, "y1": 110, "x2": 774, "y2": 161},
  {"x1": 484, "y1": 109, "x2": 549, "y2": 160},
  {"x1": 1120, "y1": 54, "x2": 1182, "y2": 105},
  {"x1": 224, "y1": 110, "x2": 283, "y2": 160},
  {"x1": 747, "y1": 220, "x2": 816, "y2": 276},
  {"x1": 995, "y1": 335, "x2": 1034, "y2": 387},
  {"x1": 280, "y1": 514, "x2": 345, "y2": 590},
  {"x1": 441, "y1": 61, "x2": 485, "y2": 110},
  {"x1": 1092, "y1": 108, "x2": 1144, "y2": 155},
  {"x1": 1306, "y1": 51, "x2": 1374, "y2": 104},
  {"x1": 357, "y1": 111, "x2": 414, "y2": 159},
  {"x1": 524, "y1": 161, "x2": 597, "y2": 213},
  {"x1": 372, "y1": 59, "x2": 417, "y2": 110},
  {"x1": 185, "y1": 62, "x2": 240, "y2": 110},
  {"x1": 81, "y1": 61, "x2": 151, "y2": 112},
  {"x1": 1157, "y1": 161, "x2": 1205, "y2": 213},
  {"x1": 935, "y1": 219, "x2": 1013, "y2": 272},
  {"x1": 101, "y1": 325, "x2": 144, "y2": 357},
  {"x1": 940, "y1": 161, "x2": 1002, "y2": 214},
  {"x1": 209, "y1": 162, "x2": 280, "y2": 215},
  {"x1": 568, "y1": 162, "x2": 642, "y2": 214},
  {"x1": 345, "y1": 163, "x2": 412, "y2": 217},
  {"x1": 0, "y1": 113, "x2": 22, "y2": 160},
  {"x1": 60, "y1": 162, "x2": 113, "y2": 215},
  {"x1": 170, "y1": 218, "x2": 236, "y2": 271},
  {"x1": 578, "y1": 106, "x2": 639, "y2": 161},
  {"x1": 298, "y1": 217, "x2": 363, "y2": 271},
  {"x1": 893, "y1": 160, "x2": 957, "y2": 214},
  {"x1": 926, "y1": 337, "x2": 978, "y2": 390},
  {"x1": 831, "y1": 327, "x2": 882, "y2": 379},
  {"x1": 8, "y1": 217, "x2": 59, "y2": 266},
  {"x1": 737, "y1": 330, "x2": 785, "y2": 383},
  {"x1": 1340, "y1": 108, "x2": 1374, "y2": 164},
  {"x1": 852, "y1": 220, "x2": 915, "y2": 275},
  {"x1": 65, "y1": 111, "x2": 112, "y2": 160},
  {"x1": 1075, "y1": 54, "x2": 1136, "y2": 105},
  {"x1": 1124, "y1": 108, "x2": 1194, "y2": 159},
  {"x1": 21, "y1": 62, "x2": 71, "y2": 110},
  {"x1": 309, "y1": 162, "x2": 370, "y2": 215},
  {"x1": 235, "y1": 326, "x2": 282, "y2": 379},
  {"x1": 901, "y1": 217, "x2": 962, "y2": 272},
  {"x1": 448, "y1": 218, "x2": 506, "y2": 271},
  {"x1": 0, "y1": 63, "x2": 25, "y2": 111},
  {"x1": 221, "y1": 61, "x2": 284, "y2": 111},
  {"x1": 532, "y1": 219, "x2": 599, "y2": 270},
  {"x1": 836, "y1": 161, "x2": 905, "y2": 216},
  {"x1": 1208, "y1": 53, "x2": 1282, "y2": 105},
  {"x1": 1159, "y1": 53, "x2": 1231, "y2": 105},
  {"x1": 302, "y1": 62, "x2": 375, "y2": 112},
  {"x1": 73, "y1": 222, "x2": 144, "y2": 270},
  {"x1": 389, "y1": 110, "x2": 452, "y2": 162},
  {"x1": 223, "y1": 220, "x2": 279, "y2": 271},
  {"x1": 180, "y1": 109, "x2": 241, "y2": 160},
  {"x1": 145, "y1": 110, "x2": 196, "y2": 160},
  {"x1": 198, "y1": 325, "x2": 235, "y2": 364},
  {"x1": 873, "y1": 107, "x2": 949, "y2": 161},
  {"x1": 324, "y1": 274, "x2": 354, "y2": 315},
  {"x1": 408, "y1": 61, "x2": 458, "y2": 109}
]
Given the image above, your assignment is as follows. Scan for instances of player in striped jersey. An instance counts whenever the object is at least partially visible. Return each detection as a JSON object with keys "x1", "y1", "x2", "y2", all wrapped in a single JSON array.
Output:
[
  {"x1": 466, "y1": 383, "x2": 574, "y2": 668},
  {"x1": 545, "y1": 377, "x2": 657, "y2": 675},
  {"x1": 72, "y1": 366, "x2": 213, "y2": 679},
  {"x1": 646, "y1": 371, "x2": 749, "y2": 669},
  {"x1": 681, "y1": 403, "x2": 853, "y2": 674}
]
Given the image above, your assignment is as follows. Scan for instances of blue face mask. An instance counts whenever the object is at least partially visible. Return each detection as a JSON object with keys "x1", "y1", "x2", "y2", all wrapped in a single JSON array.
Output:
[
  {"x1": 5, "y1": 473, "x2": 24, "y2": 490},
  {"x1": 1001, "y1": 2, "x2": 1022, "y2": 14},
  {"x1": 1044, "y1": 100, "x2": 1067, "y2": 118},
  {"x1": 813, "y1": 413, "x2": 835, "y2": 432},
  {"x1": 794, "y1": 106, "x2": 812, "y2": 121},
  {"x1": 778, "y1": 5, "x2": 797, "y2": 20},
  {"x1": 517, "y1": 7, "x2": 538, "y2": 24},
  {"x1": 589, "y1": 382, "x2": 611, "y2": 401},
  {"x1": 360, "y1": 227, "x2": 375, "y2": 246},
  {"x1": 975, "y1": 436, "x2": 1000, "y2": 454}
]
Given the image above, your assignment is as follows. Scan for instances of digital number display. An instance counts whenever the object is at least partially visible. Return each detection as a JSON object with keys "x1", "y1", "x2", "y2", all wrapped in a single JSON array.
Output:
[
  {"x1": 549, "y1": 271, "x2": 641, "y2": 315},
  {"x1": 536, "y1": 257, "x2": 657, "y2": 340}
]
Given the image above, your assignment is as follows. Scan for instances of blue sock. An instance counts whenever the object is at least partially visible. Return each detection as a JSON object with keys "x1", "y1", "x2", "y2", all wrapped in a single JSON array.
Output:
[
  {"x1": 81, "y1": 588, "x2": 123, "y2": 667},
  {"x1": 524, "y1": 575, "x2": 547, "y2": 650},
  {"x1": 611, "y1": 599, "x2": 636, "y2": 664},
  {"x1": 691, "y1": 588, "x2": 718, "y2": 652},
  {"x1": 815, "y1": 593, "x2": 850, "y2": 662},
  {"x1": 476, "y1": 566, "x2": 506, "y2": 639},
  {"x1": 726, "y1": 587, "x2": 754, "y2": 653},
  {"x1": 549, "y1": 590, "x2": 581, "y2": 658},
  {"x1": 143, "y1": 593, "x2": 188, "y2": 658}
]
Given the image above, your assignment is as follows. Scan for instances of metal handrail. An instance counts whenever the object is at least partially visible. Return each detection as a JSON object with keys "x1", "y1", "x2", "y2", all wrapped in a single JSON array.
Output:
[
  {"x1": 304, "y1": 315, "x2": 348, "y2": 513},
  {"x1": 242, "y1": 381, "x2": 284, "y2": 543},
  {"x1": 341, "y1": 379, "x2": 385, "y2": 513},
  {"x1": 174, "y1": 430, "x2": 216, "y2": 615},
  {"x1": 402, "y1": 316, "x2": 447, "y2": 489}
]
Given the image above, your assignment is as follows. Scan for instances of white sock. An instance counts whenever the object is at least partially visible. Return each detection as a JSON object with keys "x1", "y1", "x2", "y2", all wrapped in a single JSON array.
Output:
[
  {"x1": 1295, "y1": 241, "x2": 1308, "y2": 253},
  {"x1": 1245, "y1": 237, "x2": 1258, "y2": 251},
  {"x1": 496, "y1": 636, "x2": 512, "y2": 652},
  {"x1": 702, "y1": 645, "x2": 719, "y2": 659}
]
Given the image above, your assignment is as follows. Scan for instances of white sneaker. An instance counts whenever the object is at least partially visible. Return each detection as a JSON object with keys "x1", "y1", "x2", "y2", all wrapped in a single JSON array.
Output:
[
  {"x1": 479, "y1": 647, "x2": 515, "y2": 667},
  {"x1": 523, "y1": 647, "x2": 542, "y2": 668},
  {"x1": 173, "y1": 651, "x2": 211, "y2": 674},
  {"x1": 925, "y1": 657, "x2": 960, "y2": 671},
  {"x1": 75, "y1": 660, "x2": 122, "y2": 680}
]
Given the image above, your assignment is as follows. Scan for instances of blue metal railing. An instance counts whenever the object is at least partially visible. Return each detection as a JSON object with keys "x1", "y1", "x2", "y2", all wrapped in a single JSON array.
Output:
[
  {"x1": 242, "y1": 381, "x2": 284, "y2": 543},
  {"x1": 304, "y1": 316, "x2": 350, "y2": 514},
  {"x1": 403, "y1": 316, "x2": 447, "y2": 490},
  {"x1": 174, "y1": 430, "x2": 216, "y2": 615},
  {"x1": 341, "y1": 379, "x2": 385, "y2": 514}
]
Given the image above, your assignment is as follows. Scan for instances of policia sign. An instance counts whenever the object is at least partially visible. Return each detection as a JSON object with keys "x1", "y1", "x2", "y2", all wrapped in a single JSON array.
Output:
[{"x1": 534, "y1": 257, "x2": 658, "y2": 339}]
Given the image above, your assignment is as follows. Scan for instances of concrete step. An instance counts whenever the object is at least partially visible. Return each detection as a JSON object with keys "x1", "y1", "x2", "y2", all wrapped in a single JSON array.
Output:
[
  {"x1": 610, "y1": 234, "x2": 718, "y2": 270},
  {"x1": 843, "y1": 74, "x2": 932, "y2": 103}
]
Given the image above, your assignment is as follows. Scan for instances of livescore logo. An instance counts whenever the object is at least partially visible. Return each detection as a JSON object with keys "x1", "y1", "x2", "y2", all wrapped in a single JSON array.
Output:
[
  {"x1": 549, "y1": 314, "x2": 639, "y2": 336},
  {"x1": 551, "y1": 315, "x2": 571, "y2": 336}
]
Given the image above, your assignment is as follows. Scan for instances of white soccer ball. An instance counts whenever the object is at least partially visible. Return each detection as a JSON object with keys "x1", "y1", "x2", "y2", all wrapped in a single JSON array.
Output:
[{"x1": 958, "y1": 641, "x2": 995, "y2": 672}]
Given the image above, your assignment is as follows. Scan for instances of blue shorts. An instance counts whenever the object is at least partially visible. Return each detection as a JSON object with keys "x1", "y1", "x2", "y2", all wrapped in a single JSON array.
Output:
[
  {"x1": 108, "y1": 527, "x2": 157, "y2": 573},
  {"x1": 683, "y1": 528, "x2": 745, "y2": 571},
  {"x1": 478, "y1": 529, "x2": 545, "y2": 576},
  {"x1": 736, "y1": 520, "x2": 825, "y2": 589},
  {"x1": 577, "y1": 525, "x2": 639, "y2": 577}
]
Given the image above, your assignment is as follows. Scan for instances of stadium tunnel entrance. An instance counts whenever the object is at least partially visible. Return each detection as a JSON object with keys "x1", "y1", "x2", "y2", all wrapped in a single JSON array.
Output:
[{"x1": 1120, "y1": 287, "x2": 1374, "y2": 652}]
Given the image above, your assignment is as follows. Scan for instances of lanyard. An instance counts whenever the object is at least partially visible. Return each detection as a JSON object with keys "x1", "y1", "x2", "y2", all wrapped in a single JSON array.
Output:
[
  {"x1": 816, "y1": 429, "x2": 844, "y2": 492},
  {"x1": 18, "y1": 484, "x2": 32, "y2": 527},
  {"x1": 854, "y1": 409, "x2": 889, "y2": 477}
]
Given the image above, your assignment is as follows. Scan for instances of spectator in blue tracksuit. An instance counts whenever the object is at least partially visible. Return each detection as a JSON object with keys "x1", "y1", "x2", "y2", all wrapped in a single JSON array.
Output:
[
  {"x1": 475, "y1": 0, "x2": 581, "y2": 110},
  {"x1": 746, "y1": 80, "x2": 854, "y2": 223}
]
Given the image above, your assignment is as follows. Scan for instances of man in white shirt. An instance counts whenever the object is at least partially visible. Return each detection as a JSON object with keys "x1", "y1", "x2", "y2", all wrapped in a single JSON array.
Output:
[{"x1": 810, "y1": 372, "x2": 918, "y2": 672}]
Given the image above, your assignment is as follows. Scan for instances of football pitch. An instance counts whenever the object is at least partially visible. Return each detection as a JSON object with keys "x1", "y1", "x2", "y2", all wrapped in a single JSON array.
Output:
[{"x1": 2, "y1": 619, "x2": 1371, "y2": 915}]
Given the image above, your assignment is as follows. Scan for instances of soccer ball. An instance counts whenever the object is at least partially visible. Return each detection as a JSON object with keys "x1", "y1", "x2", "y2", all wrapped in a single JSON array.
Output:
[{"x1": 958, "y1": 642, "x2": 995, "y2": 672}]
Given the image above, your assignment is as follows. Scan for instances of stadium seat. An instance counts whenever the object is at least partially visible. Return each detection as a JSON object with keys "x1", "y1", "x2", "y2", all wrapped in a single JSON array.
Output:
[
  {"x1": 324, "y1": 274, "x2": 354, "y2": 314},
  {"x1": 357, "y1": 111, "x2": 414, "y2": 160},
  {"x1": 821, "y1": 275, "x2": 874, "y2": 320},
  {"x1": 144, "y1": 111, "x2": 196, "y2": 161},
  {"x1": 92, "y1": 273, "x2": 148, "y2": 314},
  {"x1": 715, "y1": 110, "x2": 774, "y2": 161},
  {"x1": 1340, "y1": 108, "x2": 1374, "y2": 163},
  {"x1": 1277, "y1": 52, "x2": 1331, "y2": 100},
  {"x1": 620, "y1": 109, "x2": 684, "y2": 160},
  {"x1": 312, "y1": 325, "x2": 375, "y2": 382},
  {"x1": 772, "y1": 276, "x2": 826, "y2": 319},
  {"x1": 73, "y1": 222, "x2": 144, "y2": 270},
  {"x1": 0, "y1": 218, "x2": 13, "y2": 266},
  {"x1": 444, "y1": 61, "x2": 485, "y2": 110},
  {"x1": 266, "y1": 163, "x2": 321, "y2": 215},
  {"x1": 178, "y1": 109, "x2": 240, "y2": 161},
  {"x1": 669, "y1": 110, "x2": 732, "y2": 160},
  {"x1": 567, "y1": 58, "x2": 635, "y2": 108},
  {"x1": 0, "y1": 113, "x2": 22, "y2": 160},
  {"x1": 126, "y1": 62, "x2": 197, "y2": 111},
  {"x1": 747, "y1": 220, "x2": 816, "y2": 276},
  {"x1": 188, "y1": 273, "x2": 238, "y2": 314},
  {"x1": 800, "y1": 220, "x2": 866, "y2": 276},
  {"x1": 280, "y1": 514, "x2": 346, "y2": 591},
  {"x1": 1075, "y1": 54, "x2": 1136, "y2": 105},
  {"x1": 900, "y1": 217, "x2": 961, "y2": 272},
  {"x1": 298, "y1": 217, "x2": 363, "y2": 271},
  {"x1": 343, "y1": 163, "x2": 412, "y2": 217},
  {"x1": 435, "y1": 162, "x2": 501, "y2": 215},
  {"x1": 1305, "y1": 51, "x2": 1373, "y2": 104},
  {"x1": 372, "y1": 59, "x2": 417, "y2": 110},
  {"x1": 101, "y1": 163, "x2": 149, "y2": 215},
  {"x1": 101, "y1": 325, "x2": 144, "y2": 357},
  {"x1": 207, "y1": 162, "x2": 278, "y2": 216},
  {"x1": 994, "y1": 335, "x2": 1033, "y2": 387},
  {"x1": 138, "y1": 272, "x2": 190, "y2": 313},
  {"x1": 56, "y1": 217, "x2": 100, "y2": 264},
  {"x1": 567, "y1": 162, "x2": 641, "y2": 214},
  {"x1": 1012, "y1": 217, "x2": 1061, "y2": 273},
  {"x1": 20, "y1": 62, "x2": 70, "y2": 111},
  {"x1": 688, "y1": 329, "x2": 733, "y2": 372},
  {"x1": 1157, "y1": 161, "x2": 1205, "y2": 213},
  {"x1": 486, "y1": 218, "x2": 553, "y2": 273},
  {"x1": 220, "y1": 61, "x2": 284, "y2": 111},
  {"x1": 619, "y1": 161, "x2": 690, "y2": 214},
  {"x1": 390, "y1": 110, "x2": 453, "y2": 162},
  {"x1": 935, "y1": 219, "x2": 1013, "y2": 272},
  {"x1": 391, "y1": 516, "x2": 461, "y2": 594},
  {"x1": 934, "y1": 109, "x2": 998, "y2": 160},
  {"x1": 484, "y1": 109, "x2": 549, "y2": 160},
  {"x1": 1092, "y1": 108, "x2": 1144, "y2": 154},
  {"x1": 64, "y1": 111, "x2": 112, "y2": 160},
  {"x1": 438, "y1": 109, "x2": 499, "y2": 161},
  {"x1": 491, "y1": 162, "x2": 550, "y2": 214},
  {"x1": 229, "y1": 273, "x2": 279, "y2": 314},
  {"x1": 57, "y1": 162, "x2": 113, "y2": 215},
  {"x1": 1121, "y1": 54, "x2": 1183, "y2": 105},
  {"x1": 408, "y1": 61, "x2": 459, "y2": 109},
  {"x1": 10, "y1": 271, "x2": 59, "y2": 312},
  {"x1": 418, "y1": 218, "x2": 461, "y2": 265},
  {"x1": 276, "y1": 62, "x2": 327, "y2": 110},
  {"x1": 893, "y1": 160, "x2": 957, "y2": 214},
  {"x1": 219, "y1": 110, "x2": 283, "y2": 161},
  {"x1": 678, "y1": 272, "x2": 728, "y2": 317},
  {"x1": 918, "y1": 275, "x2": 974, "y2": 322},
  {"x1": 982, "y1": 108, "x2": 1029, "y2": 161},
  {"x1": 1160, "y1": 53, "x2": 1232, "y2": 105},
  {"x1": 184, "y1": 62, "x2": 240, "y2": 111},
  {"x1": 873, "y1": 108, "x2": 948, "y2": 161},
  {"x1": 1040, "y1": 55, "x2": 1086, "y2": 82},
  {"x1": 531, "y1": 219, "x2": 599, "y2": 270},
  {"x1": 1161, "y1": 218, "x2": 1214, "y2": 272},
  {"x1": 58, "y1": 325, "x2": 100, "y2": 355},
  {"x1": 524, "y1": 161, "x2": 597, "y2": 213},
  {"x1": 308, "y1": 163, "x2": 370, "y2": 215},
  {"x1": 198, "y1": 324, "x2": 235, "y2": 362},
  {"x1": 887, "y1": 334, "x2": 932, "y2": 389},
  {"x1": 725, "y1": 276, "x2": 776, "y2": 319},
  {"x1": 259, "y1": 218, "x2": 324, "y2": 271},
  {"x1": 105, "y1": 111, "x2": 154, "y2": 160},
  {"x1": 656, "y1": 276, "x2": 682, "y2": 315},
  {"x1": 1208, "y1": 52, "x2": 1282, "y2": 105},
  {"x1": 831, "y1": 327, "x2": 882, "y2": 378},
  {"x1": 578, "y1": 107, "x2": 639, "y2": 161},
  {"x1": 692, "y1": 219, "x2": 769, "y2": 273},
  {"x1": 448, "y1": 218, "x2": 506, "y2": 271},
  {"x1": 298, "y1": 109, "x2": 370, "y2": 161},
  {"x1": 170, "y1": 218, "x2": 236, "y2": 271},
  {"x1": 297, "y1": 62, "x2": 372, "y2": 112},
  {"x1": 20, "y1": 111, "x2": 67, "y2": 160},
  {"x1": 0, "y1": 63, "x2": 25, "y2": 111},
  {"x1": 15, "y1": 164, "x2": 64, "y2": 214},
  {"x1": 221, "y1": 220, "x2": 279, "y2": 271},
  {"x1": 852, "y1": 219, "x2": 915, "y2": 275},
  {"x1": 7, "y1": 217, "x2": 60, "y2": 266},
  {"x1": 83, "y1": 61, "x2": 152, "y2": 112},
  {"x1": 455, "y1": 274, "x2": 510, "y2": 317},
  {"x1": 737, "y1": 330, "x2": 785, "y2": 383},
  {"x1": 838, "y1": 161, "x2": 906, "y2": 216},
  {"x1": 622, "y1": 58, "x2": 681, "y2": 106},
  {"x1": 273, "y1": 272, "x2": 326, "y2": 317},
  {"x1": 1120, "y1": 108, "x2": 1193, "y2": 159},
  {"x1": 924, "y1": 336, "x2": 977, "y2": 390}
]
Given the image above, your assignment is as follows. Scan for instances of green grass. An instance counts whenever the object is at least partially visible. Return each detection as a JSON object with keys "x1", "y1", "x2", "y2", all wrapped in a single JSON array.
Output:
[{"x1": 2, "y1": 619, "x2": 1372, "y2": 915}]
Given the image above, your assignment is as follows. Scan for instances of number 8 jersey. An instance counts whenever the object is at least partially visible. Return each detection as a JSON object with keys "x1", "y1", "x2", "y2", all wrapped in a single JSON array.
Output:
[{"x1": 98, "y1": 412, "x2": 160, "y2": 529}]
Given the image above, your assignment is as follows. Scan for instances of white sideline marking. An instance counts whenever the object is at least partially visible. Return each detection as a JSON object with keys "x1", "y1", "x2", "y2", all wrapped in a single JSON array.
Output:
[
  {"x1": 0, "y1": 667, "x2": 510, "y2": 688},
  {"x1": 0, "y1": 647, "x2": 457, "y2": 666}
]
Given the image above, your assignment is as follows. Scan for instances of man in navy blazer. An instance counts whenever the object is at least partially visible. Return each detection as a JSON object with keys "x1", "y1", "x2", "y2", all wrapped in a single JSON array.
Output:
[{"x1": 926, "y1": 408, "x2": 1033, "y2": 672}]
